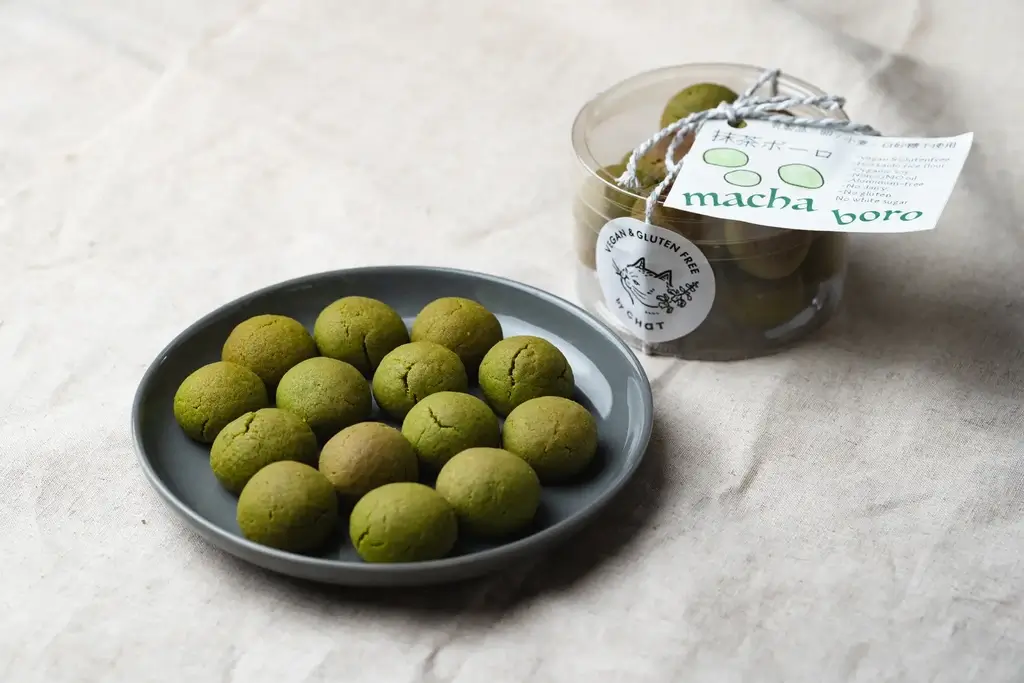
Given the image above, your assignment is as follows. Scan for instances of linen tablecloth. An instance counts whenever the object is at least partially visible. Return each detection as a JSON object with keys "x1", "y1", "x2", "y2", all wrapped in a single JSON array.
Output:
[{"x1": 4, "y1": 1, "x2": 1024, "y2": 680}]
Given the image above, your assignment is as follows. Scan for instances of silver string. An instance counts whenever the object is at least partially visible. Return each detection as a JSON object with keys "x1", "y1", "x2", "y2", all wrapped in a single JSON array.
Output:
[
  {"x1": 615, "y1": 68, "x2": 881, "y2": 356},
  {"x1": 615, "y1": 68, "x2": 881, "y2": 225}
]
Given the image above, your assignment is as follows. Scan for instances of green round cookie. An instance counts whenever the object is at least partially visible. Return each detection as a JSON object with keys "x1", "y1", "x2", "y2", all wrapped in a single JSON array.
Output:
[
  {"x1": 236, "y1": 461, "x2": 338, "y2": 553},
  {"x1": 276, "y1": 357, "x2": 372, "y2": 442},
  {"x1": 478, "y1": 336, "x2": 574, "y2": 416},
  {"x1": 371, "y1": 341, "x2": 469, "y2": 420},
  {"x1": 575, "y1": 163, "x2": 644, "y2": 272},
  {"x1": 173, "y1": 361, "x2": 269, "y2": 443},
  {"x1": 630, "y1": 192, "x2": 704, "y2": 241},
  {"x1": 313, "y1": 296, "x2": 410, "y2": 376},
  {"x1": 573, "y1": 196, "x2": 604, "y2": 270},
  {"x1": 723, "y1": 272, "x2": 807, "y2": 330},
  {"x1": 221, "y1": 314, "x2": 317, "y2": 387},
  {"x1": 210, "y1": 408, "x2": 319, "y2": 494},
  {"x1": 435, "y1": 447, "x2": 541, "y2": 538},
  {"x1": 620, "y1": 133, "x2": 695, "y2": 190},
  {"x1": 401, "y1": 392, "x2": 500, "y2": 470},
  {"x1": 502, "y1": 396, "x2": 598, "y2": 483},
  {"x1": 596, "y1": 162, "x2": 637, "y2": 218},
  {"x1": 410, "y1": 297, "x2": 503, "y2": 374},
  {"x1": 801, "y1": 233, "x2": 847, "y2": 284},
  {"x1": 627, "y1": 153, "x2": 669, "y2": 189},
  {"x1": 349, "y1": 482, "x2": 457, "y2": 563},
  {"x1": 319, "y1": 422, "x2": 418, "y2": 500},
  {"x1": 724, "y1": 221, "x2": 813, "y2": 280},
  {"x1": 660, "y1": 82, "x2": 740, "y2": 129}
]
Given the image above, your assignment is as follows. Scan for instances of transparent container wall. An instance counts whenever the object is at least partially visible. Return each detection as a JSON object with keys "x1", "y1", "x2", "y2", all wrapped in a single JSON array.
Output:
[{"x1": 571, "y1": 63, "x2": 849, "y2": 361}]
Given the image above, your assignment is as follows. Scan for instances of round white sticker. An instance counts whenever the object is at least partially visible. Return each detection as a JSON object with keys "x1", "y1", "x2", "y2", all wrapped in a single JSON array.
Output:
[{"x1": 595, "y1": 217, "x2": 716, "y2": 343}]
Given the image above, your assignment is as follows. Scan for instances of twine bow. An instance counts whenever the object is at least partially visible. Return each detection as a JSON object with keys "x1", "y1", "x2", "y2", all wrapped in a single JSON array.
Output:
[{"x1": 615, "y1": 68, "x2": 882, "y2": 224}]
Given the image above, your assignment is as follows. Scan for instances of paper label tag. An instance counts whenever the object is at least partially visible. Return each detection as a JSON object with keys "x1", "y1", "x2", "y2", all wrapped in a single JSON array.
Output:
[
  {"x1": 595, "y1": 218, "x2": 716, "y2": 342},
  {"x1": 664, "y1": 120, "x2": 973, "y2": 233}
]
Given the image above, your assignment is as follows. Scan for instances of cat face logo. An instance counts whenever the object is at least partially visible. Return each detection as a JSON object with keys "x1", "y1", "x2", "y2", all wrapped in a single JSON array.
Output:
[
  {"x1": 613, "y1": 257, "x2": 673, "y2": 309},
  {"x1": 597, "y1": 218, "x2": 714, "y2": 341}
]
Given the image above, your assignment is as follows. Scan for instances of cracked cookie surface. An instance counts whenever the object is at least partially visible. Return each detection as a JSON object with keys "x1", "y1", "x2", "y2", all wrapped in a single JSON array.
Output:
[
  {"x1": 173, "y1": 361, "x2": 269, "y2": 443},
  {"x1": 236, "y1": 461, "x2": 338, "y2": 553},
  {"x1": 348, "y1": 482, "x2": 457, "y2": 563},
  {"x1": 477, "y1": 336, "x2": 574, "y2": 416},
  {"x1": 502, "y1": 396, "x2": 598, "y2": 483},
  {"x1": 210, "y1": 408, "x2": 319, "y2": 494},
  {"x1": 410, "y1": 297, "x2": 502, "y2": 375},
  {"x1": 276, "y1": 357, "x2": 372, "y2": 442},
  {"x1": 222, "y1": 314, "x2": 317, "y2": 387},
  {"x1": 401, "y1": 391, "x2": 500, "y2": 470},
  {"x1": 371, "y1": 341, "x2": 469, "y2": 420},
  {"x1": 313, "y1": 296, "x2": 410, "y2": 376},
  {"x1": 435, "y1": 447, "x2": 540, "y2": 538}
]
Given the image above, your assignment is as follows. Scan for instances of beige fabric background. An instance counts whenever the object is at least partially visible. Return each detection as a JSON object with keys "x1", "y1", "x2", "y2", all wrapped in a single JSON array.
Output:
[{"x1": 3, "y1": 1, "x2": 1023, "y2": 681}]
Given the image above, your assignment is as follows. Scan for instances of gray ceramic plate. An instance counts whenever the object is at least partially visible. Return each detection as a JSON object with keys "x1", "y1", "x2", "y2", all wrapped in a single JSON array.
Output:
[{"x1": 132, "y1": 266, "x2": 653, "y2": 587}]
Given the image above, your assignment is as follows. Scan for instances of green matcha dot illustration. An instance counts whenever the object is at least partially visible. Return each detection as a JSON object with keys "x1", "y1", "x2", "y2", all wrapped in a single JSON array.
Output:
[
  {"x1": 778, "y1": 163, "x2": 824, "y2": 189},
  {"x1": 703, "y1": 148, "x2": 749, "y2": 168},
  {"x1": 724, "y1": 169, "x2": 762, "y2": 187},
  {"x1": 702, "y1": 149, "x2": 827, "y2": 190}
]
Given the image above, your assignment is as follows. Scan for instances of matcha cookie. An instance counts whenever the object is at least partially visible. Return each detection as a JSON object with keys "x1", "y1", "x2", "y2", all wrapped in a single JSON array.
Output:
[
  {"x1": 595, "y1": 162, "x2": 640, "y2": 218},
  {"x1": 276, "y1": 357, "x2": 372, "y2": 441},
  {"x1": 435, "y1": 447, "x2": 541, "y2": 538},
  {"x1": 630, "y1": 191, "x2": 704, "y2": 241},
  {"x1": 724, "y1": 221, "x2": 813, "y2": 280},
  {"x1": 573, "y1": 197, "x2": 604, "y2": 270},
  {"x1": 574, "y1": 162, "x2": 646, "y2": 271},
  {"x1": 319, "y1": 422, "x2": 418, "y2": 500},
  {"x1": 660, "y1": 82, "x2": 739, "y2": 129},
  {"x1": 173, "y1": 361, "x2": 269, "y2": 443},
  {"x1": 801, "y1": 233, "x2": 847, "y2": 284},
  {"x1": 401, "y1": 391, "x2": 500, "y2": 470},
  {"x1": 210, "y1": 408, "x2": 319, "y2": 494},
  {"x1": 621, "y1": 133, "x2": 696, "y2": 189},
  {"x1": 236, "y1": 461, "x2": 338, "y2": 553},
  {"x1": 502, "y1": 396, "x2": 598, "y2": 483},
  {"x1": 371, "y1": 341, "x2": 469, "y2": 420},
  {"x1": 221, "y1": 314, "x2": 317, "y2": 387},
  {"x1": 723, "y1": 272, "x2": 807, "y2": 330},
  {"x1": 478, "y1": 336, "x2": 574, "y2": 416},
  {"x1": 313, "y1": 296, "x2": 409, "y2": 376},
  {"x1": 632, "y1": 152, "x2": 669, "y2": 188},
  {"x1": 349, "y1": 482, "x2": 458, "y2": 563},
  {"x1": 411, "y1": 297, "x2": 503, "y2": 374}
]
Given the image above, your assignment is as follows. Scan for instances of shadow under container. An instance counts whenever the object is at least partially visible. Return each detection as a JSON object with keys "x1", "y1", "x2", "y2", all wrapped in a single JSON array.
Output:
[{"x1": 571, "y1": 63, "x2": 849, "y2": 361}]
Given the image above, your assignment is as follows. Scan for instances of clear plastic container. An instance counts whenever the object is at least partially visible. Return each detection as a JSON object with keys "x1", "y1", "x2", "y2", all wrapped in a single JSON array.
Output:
[{"x1": 571, "y1": 63, "x2": 848, "y2": 361}]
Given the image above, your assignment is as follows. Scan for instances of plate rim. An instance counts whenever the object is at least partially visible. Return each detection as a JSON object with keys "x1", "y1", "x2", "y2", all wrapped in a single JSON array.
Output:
[{"x1": 131, "y1": 265, "x2": 654, "y2": 580}]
